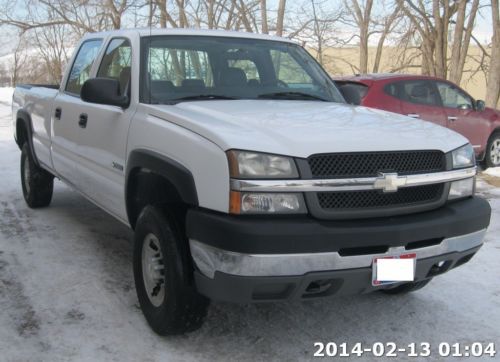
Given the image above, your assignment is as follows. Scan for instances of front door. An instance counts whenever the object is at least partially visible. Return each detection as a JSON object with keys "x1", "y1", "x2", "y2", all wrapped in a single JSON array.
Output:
[
  {"x1": 398, "y1": 80, "x2": 447, "y2": 128},
  {"x1": 435, "y1": 81, "x2": 491, "y2": 156},
  {"x1": 75, "y1": 37, "x2": 135, "y2": 222}
]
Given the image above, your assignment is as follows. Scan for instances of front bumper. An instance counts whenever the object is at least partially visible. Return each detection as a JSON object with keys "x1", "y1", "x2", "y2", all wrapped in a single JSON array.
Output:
[{"x1": 186, "y1": 197, "x2": 491, "y2": 302}]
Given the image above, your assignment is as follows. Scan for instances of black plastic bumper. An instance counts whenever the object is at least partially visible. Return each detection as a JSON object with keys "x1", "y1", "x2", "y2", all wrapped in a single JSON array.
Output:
[
  {"x1": 194, "y1": 245, "x2": 481, "y2": 302},
  {"x1": 187, "y1": 197, "x2": 491, "y2": 254}
]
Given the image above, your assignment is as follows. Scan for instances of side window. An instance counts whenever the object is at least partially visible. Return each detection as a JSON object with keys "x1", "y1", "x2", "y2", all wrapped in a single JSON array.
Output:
[
  {"x1": 384, "y1": 83, "x2": 398, "y2": 97},
  {"x1": 400, "y1": 80, "x2": 440, "y2": 106},
  {"x1": 97, "y1": 38, "x2": 132, "y2": 95},
  {"x1": 148, "y1": 48, "x2": 213, "y2": 87},
  {"x1": 436, "y1": 82, "x2": 473, "y2": 110},
  {"x1": 65, "y1": 39, "x2": 103, "y2": 95},
  {"x1": 270, "y1": 49, "x2": 313, "y2": 89}
]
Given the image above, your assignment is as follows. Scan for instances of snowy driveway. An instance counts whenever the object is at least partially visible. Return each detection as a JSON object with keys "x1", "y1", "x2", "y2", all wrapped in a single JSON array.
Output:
[{"x1": 0, "y1": 89, "x2": 499, "y2": 361}]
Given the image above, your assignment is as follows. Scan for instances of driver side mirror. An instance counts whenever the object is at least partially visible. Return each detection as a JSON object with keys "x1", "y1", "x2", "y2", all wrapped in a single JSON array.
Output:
[
  {"x1": 81, "y1": 78, "x2": 129, "y2": 108},
  {"x1": 475, "y1": 100, "x2": 486, "y2": 112}
]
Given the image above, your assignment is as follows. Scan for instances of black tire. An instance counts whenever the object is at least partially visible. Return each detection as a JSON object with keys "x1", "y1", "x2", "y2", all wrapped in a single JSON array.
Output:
[
  {"x1": 380, "y1": 279, "x2": 432, "y2": 295},
  {"x1": 133, "y1": 205, "x2": 209, "y2": 335},
  {"x1": 485, "y1": 132, "x2": 500, "y2": 169},
  {"x1": 20, "y1": 143, "x2": 54, "y2": 208}
]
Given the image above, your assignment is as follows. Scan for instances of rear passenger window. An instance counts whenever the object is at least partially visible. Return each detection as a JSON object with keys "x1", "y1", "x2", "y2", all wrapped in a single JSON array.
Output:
[
  {"x1": 400, "y1": 81, "x2": 440, "y2": 106},
  {"x1": 97, "y1": 38, "x2": 132, "y2": 95},
  {"x1": 227, "y1": 59, "x2": 260, "y2": 82},
  {"x1": 148, "y1": 48, "x2": 214, "y2": 87},
  {"x1": 384, "y1": 83, "x2": 398, "y2": 97},
  {"x1": 66, "y1": 39, "x2": 103, "y2": 95}
]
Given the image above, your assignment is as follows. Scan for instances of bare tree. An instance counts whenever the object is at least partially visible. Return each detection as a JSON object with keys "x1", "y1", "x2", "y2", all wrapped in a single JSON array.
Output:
[
  {"x1": 105, "y1": 0, "x2": 131, "y2": 29},
  {"x1": 290, "y1": 0, "x2": 343, "y2": 68},
  {"x1": 260, "y1": 0, "x2": 268, "y2": 33},
  {"x1": 486, "y1": 0, "x2": 500, "y2": 107},
  {"x1": 31, "y1": 22, "x2": 70, "y2": 84},
  {"x1": 10, "y1": 33, "x2": 28, "y2": 86},
  {"x1": 343, "y1": 0, "x2": 373, "y2": 73},
  {"x1": 448, "y1": 0, "x2": 480, "y2": 84},
  {"x1": 275, "y1": 0, "x2": 286, "y2": 36},
  {"x1": 372, "y1": 2, "x2": 403, "y2": 73}
]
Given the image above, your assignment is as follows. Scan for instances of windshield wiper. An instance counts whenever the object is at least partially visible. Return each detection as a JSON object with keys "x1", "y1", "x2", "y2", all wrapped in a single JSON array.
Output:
[
  {"x1": 257, "y1": 91, "x2": 328, "y2": 102},
  {"x1": 165, "y1": 94, "x2": 238, "y2": 104}
]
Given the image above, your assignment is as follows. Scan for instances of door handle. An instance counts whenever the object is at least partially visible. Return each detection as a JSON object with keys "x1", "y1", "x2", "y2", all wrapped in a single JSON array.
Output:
[
  {"x1": 407, "y1": 114, "x2": 420, "y2": 118},
  {"x1": 54, "y1": 107, "x2": 62, "y2": 120},
  {"x1": 78, "y1": 113, "x2": 88, "y2": 128},
  {"x1": 448, "y1": 116, "x2": 458, "y2": 122}
]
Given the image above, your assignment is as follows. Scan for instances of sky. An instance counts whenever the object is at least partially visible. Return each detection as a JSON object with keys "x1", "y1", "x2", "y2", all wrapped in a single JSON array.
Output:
[{"x1": 0, "y1": 0, "x2": 496, "y2": 57}]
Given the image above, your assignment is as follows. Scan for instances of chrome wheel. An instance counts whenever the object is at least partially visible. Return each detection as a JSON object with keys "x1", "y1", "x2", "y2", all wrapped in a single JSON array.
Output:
[
  {"x1": 490, "y1": 139, "x2": 500, "y2": 166},
  {"x1": 141, "y1": 233, "x2": 165, "y2": 307},
  {"x1": 23, "y1": 157, "x2": 31, "y2": 194}
]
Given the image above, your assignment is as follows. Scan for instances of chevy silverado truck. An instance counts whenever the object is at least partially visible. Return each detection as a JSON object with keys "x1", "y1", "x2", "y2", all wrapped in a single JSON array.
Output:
[{"x1": 13, "y1": 29, "x2": 491, "y2": 335}]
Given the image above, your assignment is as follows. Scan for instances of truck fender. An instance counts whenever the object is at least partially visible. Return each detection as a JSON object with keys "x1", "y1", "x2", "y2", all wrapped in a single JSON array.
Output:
[
  {"x1": 125, "y1": 149, "x2": 199, "y2": 226},
  {"x1": 16, "y1": 109, "x2": 40, "y2": 167}
]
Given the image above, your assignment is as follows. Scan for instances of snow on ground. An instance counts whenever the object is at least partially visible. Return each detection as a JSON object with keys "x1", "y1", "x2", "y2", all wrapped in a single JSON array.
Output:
[
  {"x1": 0, "y1": 87, "x2": 13, "y2": 128},
  {"x1": 0, "y1": 89, "x2": 499, "y2": 362},
  {"x1": 484, "y1": 166, "x2": 500, "y2": 178}
]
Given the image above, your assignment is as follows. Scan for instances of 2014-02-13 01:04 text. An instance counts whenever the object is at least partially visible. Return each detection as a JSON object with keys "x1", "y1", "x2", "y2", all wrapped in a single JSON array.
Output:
[{"x1": 313, "y1": 342, "x2": 497, "y2": 358}]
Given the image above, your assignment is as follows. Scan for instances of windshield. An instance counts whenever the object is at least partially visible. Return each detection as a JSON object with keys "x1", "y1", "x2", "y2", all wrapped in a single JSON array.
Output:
[{"x1": 140, "y1": 35, "x2": 344, "y2": 104}]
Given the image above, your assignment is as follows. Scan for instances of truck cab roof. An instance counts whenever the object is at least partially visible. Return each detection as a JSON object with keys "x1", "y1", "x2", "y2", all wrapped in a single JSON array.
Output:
[{"x1": 83, "y1": 27, "x2": 297, "y2": 44}]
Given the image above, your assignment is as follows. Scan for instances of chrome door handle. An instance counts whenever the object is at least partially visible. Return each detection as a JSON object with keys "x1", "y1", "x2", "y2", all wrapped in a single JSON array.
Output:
[
  {"x1": 448, "y1": 116, "x2": 458, "y2": 121},
  {"x1": 407, "y1": 114, "x2": 420, "y2": 118}
]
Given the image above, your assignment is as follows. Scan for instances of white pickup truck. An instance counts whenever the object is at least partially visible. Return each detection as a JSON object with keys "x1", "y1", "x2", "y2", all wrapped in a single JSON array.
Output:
[{"x1": 12, "y1": 28, "x2": 491, "y2": 335}]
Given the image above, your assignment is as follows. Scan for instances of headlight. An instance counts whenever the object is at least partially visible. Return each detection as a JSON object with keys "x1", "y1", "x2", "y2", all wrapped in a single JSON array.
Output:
[
  {"x1": 448, "y1": 177, "x2": 475, "y2": 200},
  {"x1": 452, "y1": 144, "x2": 475, "y2": 169},
  {"x1": 227, "y1": 150, "x2": 299, "y2": 179},
  {"x1": 230, "y1": 191, "x2": 306, "y2": 214}
]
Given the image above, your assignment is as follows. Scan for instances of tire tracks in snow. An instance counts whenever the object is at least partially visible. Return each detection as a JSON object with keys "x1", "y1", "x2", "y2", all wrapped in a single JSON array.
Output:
[{"x1": 0, "y1": 251, "x2": 45, "y2": 343}]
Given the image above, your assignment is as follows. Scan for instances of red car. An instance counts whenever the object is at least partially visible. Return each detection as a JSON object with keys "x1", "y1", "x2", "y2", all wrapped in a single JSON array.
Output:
[{"x1": 334, "y1": 74, "x2": 500, "y2": 168}]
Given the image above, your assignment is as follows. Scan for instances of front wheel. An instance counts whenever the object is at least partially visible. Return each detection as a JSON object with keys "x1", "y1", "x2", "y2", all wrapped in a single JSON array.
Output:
[
  {"x1": 485, "y1": 132, "x2": 500, "y2": 169},
  {"x1": 20, "y1": 143, "x2": 54, "y2": 208},
  {"x1": 133, "y1": 205, "x2": 209, "y2": 335}
]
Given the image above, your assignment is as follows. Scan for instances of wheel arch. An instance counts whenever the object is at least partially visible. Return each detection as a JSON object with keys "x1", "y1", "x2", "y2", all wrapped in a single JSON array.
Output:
[
  {"x1": 125, "y1": 149, "x2": 199, "y2": 229},
  {"x1": 490, "y1": 127, "x2": 500, "y2": 138},
  {"x1": 15, "y1": 109, "x2": 40, "y2": 166}
]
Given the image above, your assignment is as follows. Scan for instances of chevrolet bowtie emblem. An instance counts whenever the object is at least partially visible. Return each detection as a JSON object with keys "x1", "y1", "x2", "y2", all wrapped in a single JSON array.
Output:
[{"x1": 373, "y1": 172, "x2": 407, "y2": 192}]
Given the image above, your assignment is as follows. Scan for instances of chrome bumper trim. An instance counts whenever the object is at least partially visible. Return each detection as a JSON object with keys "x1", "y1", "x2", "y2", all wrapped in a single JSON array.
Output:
[
  {"x1": 190, "y1": 229, "x2": 486, "y2": 278},
  {"x1": 230, "y1": 167, "x2": 476, "y2": 193}
]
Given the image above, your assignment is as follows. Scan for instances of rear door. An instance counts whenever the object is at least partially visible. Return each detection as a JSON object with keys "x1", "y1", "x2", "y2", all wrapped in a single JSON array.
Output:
[
  {"x1": 434, "y1": 81, "x2": 490, "y2": 154},
  {"x1": 397, "y1": 80, "x2": 447, "y2": 127},
  {"x1": 52, "y1": 38, "x2": 104, "y2": 186}
]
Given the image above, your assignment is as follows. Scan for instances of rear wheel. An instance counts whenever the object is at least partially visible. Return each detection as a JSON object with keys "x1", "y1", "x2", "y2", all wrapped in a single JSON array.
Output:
[
  {"x1": 380, "y1": 279, "x2": 432, "y2": 295},
  {"x1": 133, "y1": 205, "x2": 209, "y2": 335},
  {"x1": 485, "y1": 132, "x2": 500, "y2": 169},
  {"x1": 20, "y1": 143, "x2": 54, "y2": 208}
]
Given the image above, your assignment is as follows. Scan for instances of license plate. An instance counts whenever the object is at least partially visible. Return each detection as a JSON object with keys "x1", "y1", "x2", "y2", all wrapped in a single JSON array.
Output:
[{"x1": 372, "y1": 253, "x2": 416, "y2": 286}]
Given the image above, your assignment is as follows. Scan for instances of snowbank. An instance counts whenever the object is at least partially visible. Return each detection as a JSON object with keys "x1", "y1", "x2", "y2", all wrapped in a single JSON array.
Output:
[
  {"x1": 483, "y1": 167, "x2": 500, "y2": 178},
  {"x1": 0, "y1": 87, "x2": 14, "y2": 105}
]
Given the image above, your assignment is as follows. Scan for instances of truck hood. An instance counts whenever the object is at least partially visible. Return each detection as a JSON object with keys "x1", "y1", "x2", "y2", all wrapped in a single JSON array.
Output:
[{"x1": 147, "y1": 100, "x2": 468, "y2": 158}]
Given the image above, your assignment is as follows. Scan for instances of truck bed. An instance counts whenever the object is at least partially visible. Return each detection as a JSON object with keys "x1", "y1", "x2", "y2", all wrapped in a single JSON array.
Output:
[{"x1": 12, "y1": 84, "x2": 60, "y2": 171}]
